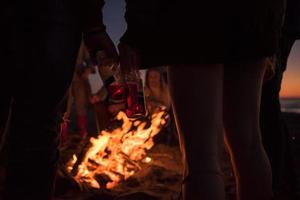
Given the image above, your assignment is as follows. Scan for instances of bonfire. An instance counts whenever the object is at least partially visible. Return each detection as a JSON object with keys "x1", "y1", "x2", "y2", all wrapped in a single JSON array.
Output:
[{"x1": 67, "y1": 109, "x2": 169, "y2": 189}]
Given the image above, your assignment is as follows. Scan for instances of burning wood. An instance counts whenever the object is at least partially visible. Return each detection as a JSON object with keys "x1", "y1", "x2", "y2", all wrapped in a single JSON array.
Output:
[{"x1": 67, "y1": 109, "x2": 169, "y2": 189}]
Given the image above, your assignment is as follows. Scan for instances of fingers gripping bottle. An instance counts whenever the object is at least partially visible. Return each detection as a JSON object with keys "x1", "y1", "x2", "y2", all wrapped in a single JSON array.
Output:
[{"x1": 96, "y1": 50, "x2": 146, "y2": 118}]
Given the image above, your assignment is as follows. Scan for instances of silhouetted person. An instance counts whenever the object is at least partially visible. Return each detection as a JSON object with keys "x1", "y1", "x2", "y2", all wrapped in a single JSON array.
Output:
[
  {"x1": 118, "y1": 0, "x2": 284, "y2": 200},
  {"x1": 0, "y1": 1, "x2": 117, "y2": 199},
  {"x1": 260, "y1": 0, "x2": 300, "y2": 197}
]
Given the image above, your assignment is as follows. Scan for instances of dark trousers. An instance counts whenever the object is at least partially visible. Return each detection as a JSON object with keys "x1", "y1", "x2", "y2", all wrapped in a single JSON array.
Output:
[
  {"x1": 260, "y1": 36, "x2": 295, "y2": 194},
  {"x1": 0, "y1": 4, "x2": 82, "y2": 199}
]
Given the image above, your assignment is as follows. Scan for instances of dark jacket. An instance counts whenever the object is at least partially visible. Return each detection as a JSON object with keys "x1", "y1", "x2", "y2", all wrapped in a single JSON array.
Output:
[
  {"x1": 284, "y1": 0, "x2": 300, "y2": 39},
  {"x1": 3, "y1": 0, "x2": 105, "y2": 34},
  {"x1": 120, "y1": 0, "x2": 285, "y2": 67}
]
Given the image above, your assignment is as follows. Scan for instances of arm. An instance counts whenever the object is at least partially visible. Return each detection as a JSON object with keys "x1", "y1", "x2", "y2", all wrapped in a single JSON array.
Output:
[{"x1": 81, "y1": 0, "x2": 118, "y2": 65}]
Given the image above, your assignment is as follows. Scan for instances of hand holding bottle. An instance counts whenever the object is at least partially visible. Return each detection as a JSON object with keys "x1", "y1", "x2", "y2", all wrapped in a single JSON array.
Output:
[{"x1": 118, "y1": 42, "x2": 146, "y2": 117}]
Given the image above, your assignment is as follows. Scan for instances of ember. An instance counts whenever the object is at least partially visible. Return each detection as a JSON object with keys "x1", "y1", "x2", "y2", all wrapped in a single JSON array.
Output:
[{"x1": 67, "y1": 109, "x2": 169, "y2": 189}]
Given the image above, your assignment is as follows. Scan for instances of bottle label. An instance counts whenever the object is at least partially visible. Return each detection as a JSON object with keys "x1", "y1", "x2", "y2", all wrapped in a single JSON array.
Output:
[
  {"x1": 125, "y1": 82, "x2": 146, "y2": 118},
  {"x1": 107, "y1": 83, "x2": 127, "y2": 104}
]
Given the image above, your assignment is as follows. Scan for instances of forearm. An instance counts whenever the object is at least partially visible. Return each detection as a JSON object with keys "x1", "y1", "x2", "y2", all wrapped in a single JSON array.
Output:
[{"x1": 81, "y1": 0, "x2": 117, "y2": 64}]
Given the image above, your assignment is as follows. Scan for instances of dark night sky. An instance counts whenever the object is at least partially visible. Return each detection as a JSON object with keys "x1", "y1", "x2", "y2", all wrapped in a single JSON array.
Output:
[{"x1": 103, "y1": 0, "x2": 300, "y2": 97}]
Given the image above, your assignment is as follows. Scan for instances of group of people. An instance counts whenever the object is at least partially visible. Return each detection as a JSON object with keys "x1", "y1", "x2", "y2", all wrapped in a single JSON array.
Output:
[
  {"x1": 1, "y1": 0, "x2": 300, "y2": 200},
  {"x1": 62, "y1": 57, "x2": 171, "y2": 141}
]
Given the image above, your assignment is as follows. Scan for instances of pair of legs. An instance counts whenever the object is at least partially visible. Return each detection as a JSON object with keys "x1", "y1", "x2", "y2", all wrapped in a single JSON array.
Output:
[
  {"x1": 0, "y1": 13, "x2": 81, "y2": 200},
  {"x1": 168, "y1": 59, "x2": 272, "y2": 200}
]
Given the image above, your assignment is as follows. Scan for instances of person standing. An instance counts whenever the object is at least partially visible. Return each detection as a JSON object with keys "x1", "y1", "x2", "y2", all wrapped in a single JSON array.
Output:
[
  {"x1": 118, "y1": 0, "x2": 284, "y2": 199},
  {"x1": 0, "y1": 0, "x2": 117, "y2": 199}
]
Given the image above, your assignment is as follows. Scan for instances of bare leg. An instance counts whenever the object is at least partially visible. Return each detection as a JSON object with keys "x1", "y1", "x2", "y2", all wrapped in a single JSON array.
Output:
[
  {"x1": 168, "y1": 64, "x2": 225, "y2": 200},
  {"x1": 223, "y1": 59, "x2": 272, "y2": 200}
]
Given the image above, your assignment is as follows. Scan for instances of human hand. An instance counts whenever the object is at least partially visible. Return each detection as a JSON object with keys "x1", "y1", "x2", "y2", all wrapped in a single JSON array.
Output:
[
  {"x1": 97, "y1": 87, "x2": 108, "y2": 101},
  {"x1": 89, "y1": 95, "x2": 100, "y2": 104}
]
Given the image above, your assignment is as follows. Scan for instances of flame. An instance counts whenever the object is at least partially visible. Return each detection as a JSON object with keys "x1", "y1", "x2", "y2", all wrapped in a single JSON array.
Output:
[{"x1": 67, "y1": 109, "x2": 168, "y2": 189}]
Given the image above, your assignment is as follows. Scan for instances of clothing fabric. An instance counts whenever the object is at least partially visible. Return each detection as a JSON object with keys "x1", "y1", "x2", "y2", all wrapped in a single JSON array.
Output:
[
  {"x1": 1, "y1": 0, "x2": 104, "y2": 199},
  {"x1": 283, "y1": 0, "x2": 300, "y2": 39},
  {"x1": 121, "y1": 0, "x2": 285, "y2": 68}
]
